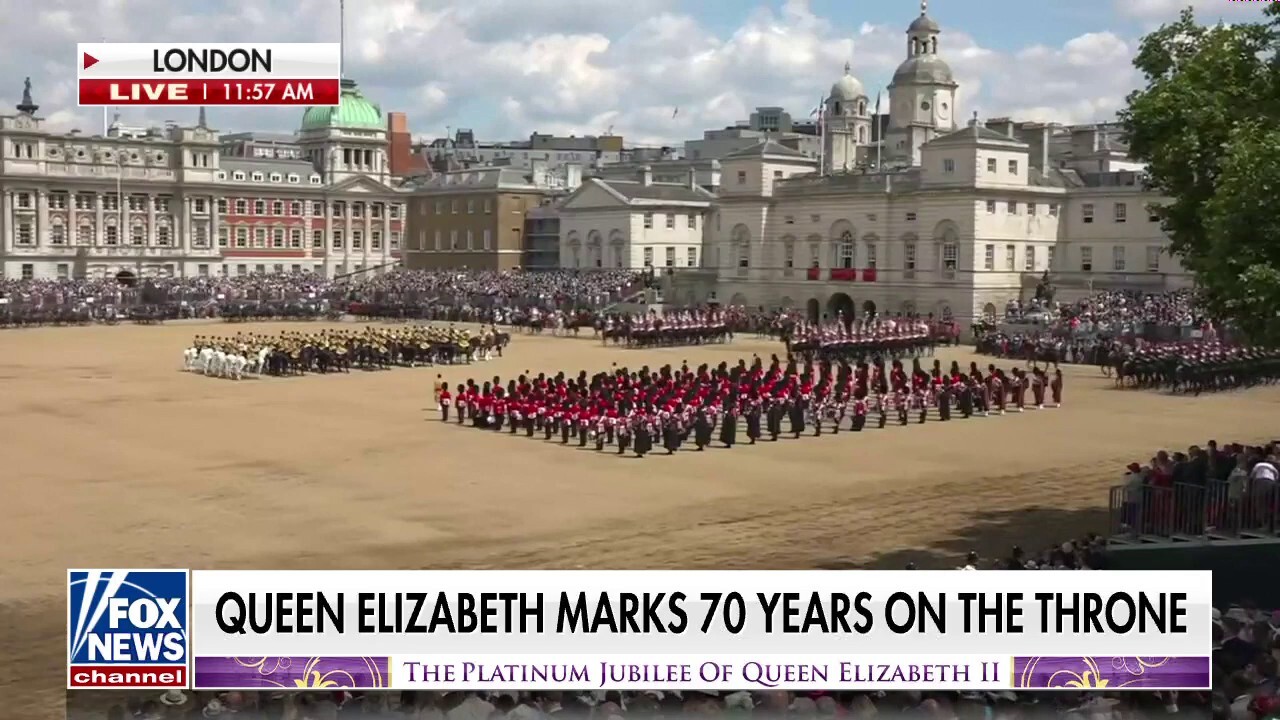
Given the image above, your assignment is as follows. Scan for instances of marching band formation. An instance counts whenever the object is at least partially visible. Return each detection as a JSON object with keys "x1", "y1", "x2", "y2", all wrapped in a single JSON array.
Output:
[
  {"x1": 1111, "y1": 343, "x2": 1280, "y2": 394},
  {"x1": 788, "y1": 318, "x2": 939, "y2": 363},
  {"x1": 181, "y1": 325, "x2": 508, "y2": 379},
  {"x1": 434, "y1": 355, "x2": 1065, "y2": 458},
  {"x1": 601, "y1": 309, "x2": 732, "y2": 348}
]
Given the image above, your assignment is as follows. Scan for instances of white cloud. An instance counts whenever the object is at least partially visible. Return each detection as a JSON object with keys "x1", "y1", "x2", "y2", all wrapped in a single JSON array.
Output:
[{"x1": 0, "y1": 0, "x2": 1219, "y2": 147}]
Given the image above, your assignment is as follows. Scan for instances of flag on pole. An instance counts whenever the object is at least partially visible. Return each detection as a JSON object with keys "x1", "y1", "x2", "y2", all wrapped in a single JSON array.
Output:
[
  {"x1": 875, "y1": 90, "x2": 882, "y2": 115},
  {"x1": 672, "y1": 107, "x2": 679, "y2": 119}
]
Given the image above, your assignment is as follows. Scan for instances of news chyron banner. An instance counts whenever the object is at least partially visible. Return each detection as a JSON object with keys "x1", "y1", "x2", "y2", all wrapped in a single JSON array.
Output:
[
  {"x1": 70, "y1": 569, "x2": 1213, "y2": 691},
  {"x1": 77, "y1": 43, "x2": 340, "y2": 107}
]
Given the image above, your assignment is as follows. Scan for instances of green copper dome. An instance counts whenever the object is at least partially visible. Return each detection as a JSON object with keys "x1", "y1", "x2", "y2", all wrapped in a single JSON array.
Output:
[{"x1": 300, "y1": 79, "x2": 383, "y2": 131}]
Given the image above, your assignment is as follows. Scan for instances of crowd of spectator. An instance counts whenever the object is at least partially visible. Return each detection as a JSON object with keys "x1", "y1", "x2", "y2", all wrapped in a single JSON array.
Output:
[
  {"x1": 0, "y1": 270, "x2": 645, "y2": 316},
  {"x1": 1117, "y1": 440, "x2": 1279, "y2": 539},
  {"x1": 1001, "y1": 290, "x2": 1209, "y2": 337}
]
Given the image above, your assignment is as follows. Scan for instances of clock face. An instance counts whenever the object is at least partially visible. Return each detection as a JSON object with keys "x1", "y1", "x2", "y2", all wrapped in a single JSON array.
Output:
[{"x1": 920, "y1": 101, "x2": 931, "y2": 111}]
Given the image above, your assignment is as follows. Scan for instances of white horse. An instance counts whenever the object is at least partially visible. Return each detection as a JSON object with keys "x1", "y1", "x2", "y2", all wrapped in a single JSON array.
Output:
[
  {"x1": 182, "y1": 347, "x2": 200, "y2": 372},
  {"x1": 223, "y1": 353, "x2": 247, "y2": 380}
]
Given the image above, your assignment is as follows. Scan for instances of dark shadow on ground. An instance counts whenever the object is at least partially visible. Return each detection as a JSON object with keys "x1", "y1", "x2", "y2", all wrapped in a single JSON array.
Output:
[{"x1": 817, "y1": 505, "x2": 1109, "y2": 570}]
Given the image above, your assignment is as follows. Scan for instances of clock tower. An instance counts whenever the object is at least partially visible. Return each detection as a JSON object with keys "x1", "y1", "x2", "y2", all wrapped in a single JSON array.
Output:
[{"x1": 884, "y1": 0, "x2": 958, "y2": 166}]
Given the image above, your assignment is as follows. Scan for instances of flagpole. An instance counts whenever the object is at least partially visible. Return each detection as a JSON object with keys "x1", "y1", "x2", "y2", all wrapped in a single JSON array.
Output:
[
  {"x1": 875, "y1": 89, "x2": 883, "y2": 172},
  {"x1": 817, "y1": 95, "x2": 825, "y2": 176}
]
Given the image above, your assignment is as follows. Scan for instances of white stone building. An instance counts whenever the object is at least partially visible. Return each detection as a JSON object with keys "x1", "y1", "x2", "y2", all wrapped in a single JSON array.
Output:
[
  {"x1": 0, "y1": 78, "x2": 406, "y2": 280},
  {"x1": 557, "y1": 166, "x2": 715, "y2": 271},
  {"x1": 664, "y1": 3, "x2": 1191, "y2": 322}
]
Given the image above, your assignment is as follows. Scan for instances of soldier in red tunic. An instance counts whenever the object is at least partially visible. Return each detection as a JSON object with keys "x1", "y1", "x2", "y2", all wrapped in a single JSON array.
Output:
[{"x1": 438, "y1": 386, "x2": 452, "y2": 422}]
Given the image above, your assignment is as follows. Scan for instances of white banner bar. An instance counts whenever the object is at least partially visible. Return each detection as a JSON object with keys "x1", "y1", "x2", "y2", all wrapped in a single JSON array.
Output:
[{"x1": 77, "y1": 43, "x2": 341, "y2": 79}]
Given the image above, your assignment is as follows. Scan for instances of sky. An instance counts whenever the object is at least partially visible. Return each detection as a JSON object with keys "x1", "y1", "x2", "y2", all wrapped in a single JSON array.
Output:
[{"x1": 0, "y1": 0, "x2": 1269, "y2": 147}]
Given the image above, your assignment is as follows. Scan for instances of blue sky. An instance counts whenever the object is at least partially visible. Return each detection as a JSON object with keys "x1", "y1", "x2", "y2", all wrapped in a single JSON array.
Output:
[{"x1": 0, "y1": 0, "x2": 1269, "y2": 145}]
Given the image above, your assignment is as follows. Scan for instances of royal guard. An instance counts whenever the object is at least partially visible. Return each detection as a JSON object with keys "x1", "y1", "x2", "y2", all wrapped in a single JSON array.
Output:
[
  {"x1": 493, "y1": 392, "x2": 507, "y2": 431},
  {"x1": 456, "y1": 384, "x2": 469, "y2": 425},
  {"x1": 1050, "y1": 368, "x2": 1064, "y2": 407},
  {"x1": 875, "y1": 392, "x2": 888, "y2": 429},
  {"x1": 438, "y1": 385, "x2": 452, "y2": 422},
  {"x1": 1031, "y1": 367, "x2": 1048, "y2": 409},
  {"x1": 852, "y1": 393, "x2": 868, "y2": 432}
]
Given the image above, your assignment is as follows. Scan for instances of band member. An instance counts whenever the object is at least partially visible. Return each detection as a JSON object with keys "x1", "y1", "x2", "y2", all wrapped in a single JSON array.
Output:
[
  {"x1": 852, "y1": 393, "x2": 868, "y2": 432},
  {"x1": 617, "y1": 416, "x2": 632, "y2": 455},
  {"x1": 1031, "y1": 367, "x2": 1048, "y2": 408},
  {"x1": 788, "y1": 394, "x2": 806, "y2": 438},
  {"x1": 1050, "y1": 368, "x2": 1064, "y2": 407},
  {"x1": 663, "y1": 414, "x2": 682, "y2": 454},
  {"x1": 937, "y1": 382, "x2": 952, "y2": 421},
  {"x1": 767, "y1": 398, "x2": 784, "y2": 441},
  {"x1": 694, "y1": 408, "x2": 713, "y2": 450},
  {"x1": 875, "y1": 393, "x2": 888, "y2": 429},
  {"x1": 896, "y1": 389, "x2": 910, "y2": 426},
  {"x1": 634, "y1": 415, "x2": 653, "y2": 457},
  {"x1": 721, "y1": 403, "x2": 738, "y2": 448},
  {"x1": 745, "y1": 399, "x2": 762, "y2": 445},
  {"x1": 958, "y1": 379, "x2": 974, "y2": 419}
]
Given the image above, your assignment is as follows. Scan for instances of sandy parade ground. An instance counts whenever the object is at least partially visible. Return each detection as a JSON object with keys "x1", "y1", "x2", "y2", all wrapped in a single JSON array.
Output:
[{"x1": 2, "y1": 320, "x2": 1278, "y2": 717}]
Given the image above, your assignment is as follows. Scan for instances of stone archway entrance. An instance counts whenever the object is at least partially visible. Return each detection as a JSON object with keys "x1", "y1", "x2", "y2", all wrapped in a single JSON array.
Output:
[
  {"x1": 805, "y1": 298, "x2": 820, "y2": 323},
  {"x1": 778, "y1": 296, "x2": 796, "y2": 311},
  {"x1": 862, "y1": 300, "x2": 877, "y2": 316},
  {"x1": 115, "y1": 269, "x2": 138, "y2": 287},
  {"x1": 827, "y1": 292, "x2": 855, "y2": 322}
]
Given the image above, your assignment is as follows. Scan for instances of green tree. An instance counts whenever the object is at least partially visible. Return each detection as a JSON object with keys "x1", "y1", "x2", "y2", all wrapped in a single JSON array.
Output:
[{"x1": 1120, "y1": 3, "x2": 1280, "y2": 342}]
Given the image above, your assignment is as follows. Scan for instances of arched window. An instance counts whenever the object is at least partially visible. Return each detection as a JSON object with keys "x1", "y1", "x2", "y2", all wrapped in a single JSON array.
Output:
[
  {"x1": 930, "y1": 37, "x2": 937, "y2": 54},
  {"x1": 858, "y1": 101, "x2": 866, "y2": 116},
  {"x1": 858, "y1": 127, "x2": 867, "y2": 143},
  {"x1": 838, "y1": 230, "x2": 855, "y2": 268}
]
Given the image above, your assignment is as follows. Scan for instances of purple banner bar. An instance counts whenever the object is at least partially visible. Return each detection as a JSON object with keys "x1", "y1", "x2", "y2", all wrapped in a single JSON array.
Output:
[
  {"x1": 193, "y1": 657, "x2": 391, "y2": 689},
  {"x1": 1012, "y1": 656, "x2": 1210, "y2": 689}
]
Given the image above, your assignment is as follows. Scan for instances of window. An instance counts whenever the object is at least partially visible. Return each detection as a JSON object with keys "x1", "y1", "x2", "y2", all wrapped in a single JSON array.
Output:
[
  {"x1": 271, "y1": 200, "x2": 284, "y2": 216},
  {"x1": 904, "y1": 243, "x2": 917, "y2": 272},
  {"x1": 1006, "y1": 201, "x2": 1017, "y2": 214},
  {"x1": 466, "y1": 199, "x2": 475, "y2": 214},
  {"x1": 312, "y1": 230, "x2": 323, "y2": 248},
  {"x1": 686, "y1": 247, "x2": 697, "y2": 267},
  {"x1": 289, "y1": 201, "x2": 302, "y2": 216},
  {"x1": 193, "y1": 225, "x2": 209, "y2": 248},
  {"x1": 21, "y1": 264, "x2": 33, "y2": 280},
  {"x1": 371, "y1": 203, "x2": 383, "y2": 219},
  {"x1": 77, "y1": 222, "x2": 94, "y2": 245},
  {"x1": 232, "y1": 171, "x2": 245, "y2": 181},
  {"x1": 463, "y1": 230, "x2": 471, "y2": 251},
  {"x1": 16, "y1": 222, "x2": 33, "y2": 245},
  {"x1": 942, "y1": 243, "x2": 958, "y2": 278},
  {"x1": 450, "y1": 200, "x2": 458, "y2": 214},
  {"x1": 1112, "y1": 245, "x2": 1126, "y2": 271},
  {"x1": 235, "y1": 228, "x2": 248, "y2": 248},
  {"x1": 984, "y1": 244, "x2": 995, "y2": 270},
  {"x1": 1027, "y1": 203, "x2": 1036, "y2": 216},
  {"x1": 234, "y1": 199, "x2": 247, "y2": 214},
  {"x1": 737, "y1": 243, "x2": 749, "y2": 269},
  {"x1": 57, "y1": 264, "x2": 70, "y2": 279},
  {"x1": 665, "y1": 213, "x2": 675, "y2": 229},
  {"x1": 154, "y1": 197, "x2": 170, "y2": 213},
  {"x1": 391, "y1": 204, "x2": 402, "y2": 220},
  {"x1": 434, "y1": 230, "x2": 442, "y2": 251},
  {"x1": 198, "y1": 264, "x2": 209, "y2": 277},
  {"x1": 390, "y1": 232, "x2": 400, "y2": 250},
  {"x1": 773, "y1": 170, "x2": 784, "y2": 180},
  {"x1": 1146, "y1": 246, "x2": 1161, "y2": 272},
  {"x1": 216, "y1": 198, "x2": 228, "y2": 214},
  {"x1": 371, "y1": 231, "x2": 382, "y2": 250},
  {"x1": 737, "y1": 170, "x2": 746, "y2": 184},
  {"x1": 49, "y1": 193, "x2": 68, "y2": 210},
  {"x1": 905, "y1": 212, "x2": 917, "y2": 222},
  {"x1": 1114, "y1": 202, "x2": 1127, "y2": 223},
  {"x1": 273, "y1": 264, "x2": 284, "y2": 274},
  {"x1": 1008, "y1": 160, "x2": 1018, "y2": 174},
  {"x1": 1080, "y1": 246, "x2": 1093, "y2": 272},
  {"x1": 332, "y1": 230, "x2": 343, "y2": 250},
  {"x1": 482, "y1": 230, "x2": 491, "y2": 250},
  {"x1": 250, "y1": 227, "x2": 264, "y2": 248},
  {"x1": 290, "y1": 229, "x2": 302, "y2": 248},
  {"x1": 16, "y1": 192, "x2": 32, "y2": 209},
  {"x1": 665, "y1": 247, "x2": 676, "y2": 267},
  {"x1": 809, "y1": 242, "x2": 820, "y2": 269},
  {"x1": 312, "y1": 201, "x2": 325, "y2": 216},
  {"x1": 1005, "y1": 244, "x2": 1016, "y2": 270},
  {"x1": 986, "y1": 200, "x2": 996, "y2": 214},
  {"x1": 450, "y1": 230, "x2": 458, "y2": 250},
  {"x1": 687, "y1": 213, "x2": 696, "y2": 229},
  {"x1": 51, "y1": 222, "x2": 66, "y2": 245},
  {"x1": 156, "y1": 225, "x2": 171, "y2": 246},
  {"x1": 333, "y1": 202, "x2": 345, "y2": 218},
  {"x1": 943, "y1": 158, "x2": 955, "y2": 174},
  {"x1": 483, "y1": 199, "x2": 492, "y2": 214},
  {"x1": 784, "y1": 240, "x2": 795, "y2": 269},
  {"x1": 193, "y1": 198, "x2": 207, "y2": 213},
  {"x1": 643, "y1": 212, "x2": 654, "y2": 229},
  {"x1": 865, "y1": 243, "x2": 877, "y2": 269},
  {"x1": 838, "y1": 231, "x2": 855, "y2": 269},
  {"x1": 267, "y1": 228, "x2": 281, "y2": 248},
  {"x1": 987, "y1": 158, "x2": 997, "y2": 173},
  {"x1": 102, "y1": 224, "x2": 118, "y2": 245},
  {"x1": 75, "y1": 194, "x2": 94, "y2": 210},
  {"x1": 102, "y1": 194, "x2": 119, "y2": 212},
  {"x1": 1082, "y1": 204, "x2": 1094, "y2": 223},
  {"x1": 352, "y1": 230, "x2": 364, "y2": 250},
  {"x1": 253, "y1": 200, "x2": 266, "y2": 215},
  {"x1": 643, "y1": 247, "x2": 654, "y2": 267},
  {"x1": 1025, "y1": 245, "x2": 1035, "y2": 271},
  {"x1": 1049, "y1": 203, "x2": 1059, "y2": 217},
  {"x1": 1047, "y1": 246, "x2": 1056, "y2": 269},
  {"x1": 288, "y1": 174, "x2": 299, "y2": 184},
  {"x1": 236, "y1": 264, "x2": 247, "y2": 276}
]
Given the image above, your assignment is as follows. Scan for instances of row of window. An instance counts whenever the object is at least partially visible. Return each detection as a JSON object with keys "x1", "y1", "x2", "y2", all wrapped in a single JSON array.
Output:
[
  {"x1": 13, "y1": 262, "x2": 371, "y2": 280},
  {"x1": 567, "y1": 246, "x2": 700, "y2": 269},
  {"x1": 1075, "y1": 245, "x2": 1163, "y2": 273},
  {"x1": 736, "y1": 169, "x2": 791, "y2": 184},
  {"x1": 642, "y1": 212, "x2": 699, "y2": 230},
  {"x1": 984, "y1": 200, "x2": 1061, "y2": 217},
  {"x1": 217, "y1": 169, "x2": 324, "y2": 185},
  {"x1": 734, "y1": 240, "x2": 960, "y2": 278},
  {"x1": 782, "y1": 212, "x2": 918, "y2": 226},
  {"x1": 1081, "y1": 202, "x2": 1157, "y2": 224},
  {"x1": 421, "y1": 198, "x2": 494, "y2": 216},
  {"x1": 217, "y1": 226, "x2": 400, "y2": 251},
  {"x1": 943, "y1": 157, "x2": 1023, "y2": 175},
  {"x1": 219, "y1": 198, "x2": 402, "y2": 219},
  {"x1": 16, "y1": 192, "x2": 176, "y2": 213},
  {"x1": 14, "y1": 221, "x2": 178, "y2": 247}
]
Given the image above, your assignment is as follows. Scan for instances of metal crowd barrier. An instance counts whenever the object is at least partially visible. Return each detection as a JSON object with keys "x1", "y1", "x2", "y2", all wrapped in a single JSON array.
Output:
[{"x1": 1108, "y1": 480, "x2": 1280, "y2": 542}]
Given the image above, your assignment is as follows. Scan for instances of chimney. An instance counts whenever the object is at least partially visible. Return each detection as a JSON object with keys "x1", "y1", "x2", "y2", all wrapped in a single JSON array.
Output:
[
  {"x1": 639, "y1": 165, "x2": 653, "y2": 186},
  {"x1": 687, "y1": 167, "x2": 698, "y2": 190}
]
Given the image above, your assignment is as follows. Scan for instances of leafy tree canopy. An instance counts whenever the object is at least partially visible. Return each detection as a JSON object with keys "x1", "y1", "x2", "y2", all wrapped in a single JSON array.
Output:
[{"x1": 1120, "y1": 3, "x2": 1280, "y2": 342}]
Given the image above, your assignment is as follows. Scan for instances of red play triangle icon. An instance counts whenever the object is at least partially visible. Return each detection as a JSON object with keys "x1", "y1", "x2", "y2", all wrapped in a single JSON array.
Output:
[{"x1": 83, "y1": 52, "x2": 99, "y2": 70}]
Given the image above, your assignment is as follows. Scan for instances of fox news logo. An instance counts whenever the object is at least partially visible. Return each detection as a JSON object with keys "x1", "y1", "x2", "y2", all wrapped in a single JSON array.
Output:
[{"x1": 68, "y1": 569, "x2": 189, "y2": 689}]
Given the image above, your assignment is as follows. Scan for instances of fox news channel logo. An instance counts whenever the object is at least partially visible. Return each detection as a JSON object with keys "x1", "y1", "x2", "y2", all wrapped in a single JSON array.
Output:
[{"x1": 68, "y1": 569, "x2": 190, "y2": 689}]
